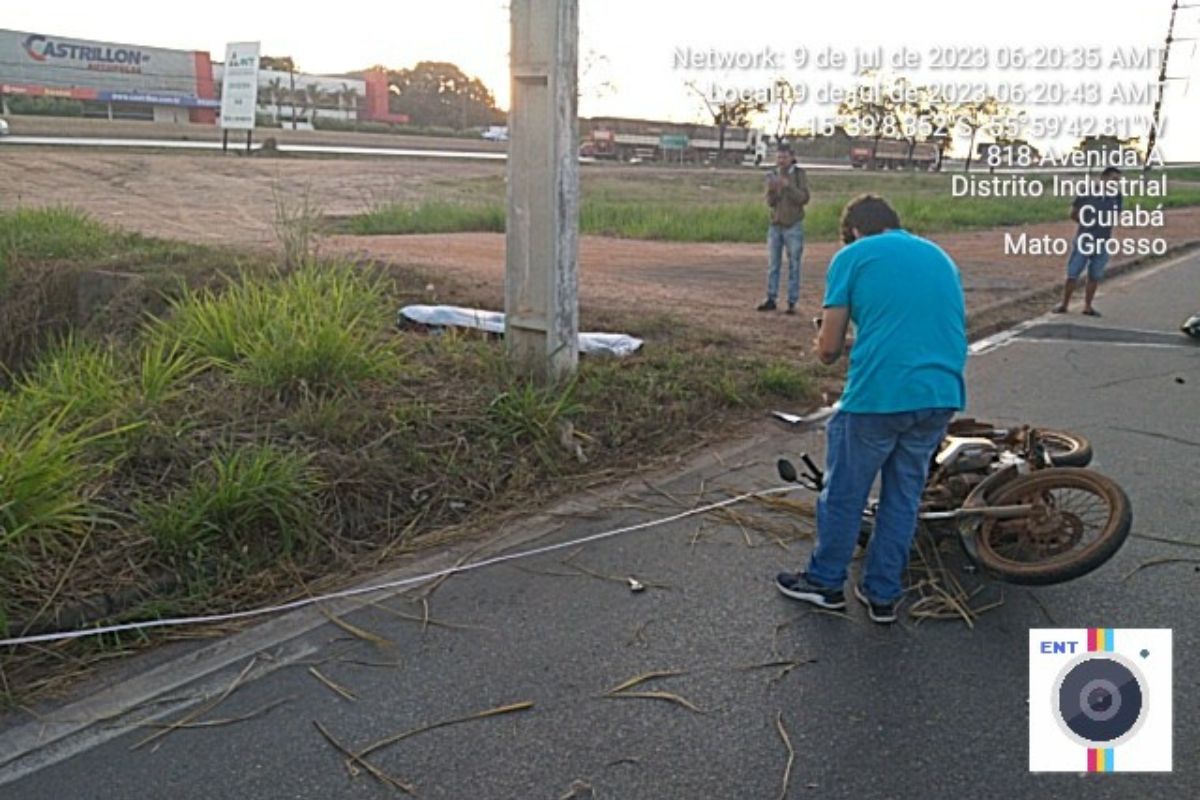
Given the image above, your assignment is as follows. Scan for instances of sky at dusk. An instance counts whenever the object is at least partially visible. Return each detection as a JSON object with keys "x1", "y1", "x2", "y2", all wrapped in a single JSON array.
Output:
[{"x1": 5, "y1": 1, "x2": 1198, "y2": 159}]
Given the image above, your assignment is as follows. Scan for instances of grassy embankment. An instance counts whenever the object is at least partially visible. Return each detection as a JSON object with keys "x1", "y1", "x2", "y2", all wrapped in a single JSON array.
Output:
[{"x1": 0, "y1": 206, "x2": 820, "y2": 699}]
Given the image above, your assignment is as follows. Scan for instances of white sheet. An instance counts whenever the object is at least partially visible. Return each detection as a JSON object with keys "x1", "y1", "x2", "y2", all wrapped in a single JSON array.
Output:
[{"x1": 398, "y1": 305, "x2": 644, "y2": 357}]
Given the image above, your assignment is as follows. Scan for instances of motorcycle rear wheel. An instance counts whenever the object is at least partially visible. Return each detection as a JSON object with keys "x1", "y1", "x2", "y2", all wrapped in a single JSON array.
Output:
[
  {"x1": 972, "y1": 468, "x2": 1131, "y2": 585},
  {"x1": 1037, "y1": 429, "x2": 1093, "y2": 468}
]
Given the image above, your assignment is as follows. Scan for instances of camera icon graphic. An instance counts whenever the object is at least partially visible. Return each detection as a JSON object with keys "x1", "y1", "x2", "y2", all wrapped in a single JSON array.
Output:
[{"x1": 1030, "y1": 628, "x2": 1172, "y2": 772}]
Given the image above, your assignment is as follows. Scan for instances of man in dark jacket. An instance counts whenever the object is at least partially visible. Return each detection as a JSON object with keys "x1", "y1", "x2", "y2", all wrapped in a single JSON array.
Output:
[{"x1": 758, "y1": 143, "x2": 810, "y2": 313}]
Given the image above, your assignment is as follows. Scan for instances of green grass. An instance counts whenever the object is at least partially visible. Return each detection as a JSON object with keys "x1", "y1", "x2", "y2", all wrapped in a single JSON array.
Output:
[
  {"x1": 0, "y1": 207, "x2": 239, "y2": 290},
  {"x1": 288, "y1": 393, "x2": 380, "y2": 445},
  {"x1": 136, "y1": 337, "x2": 206, "y2": 409},
  {"x1": 142, "y1": 445, "x2": 320, "y2": 568},
  {"x1": 346, "y1": 171, "x2": 1200, "y2": 243},
  {"x1": 0, "y1": 410, "x2": 119, "y2": 580},
  {"x1": 486, "y1": 380, "x2": 583, "y2": 467},
  {"x1": 348, "y1": 201, "x2": 506, "y2": 235},
  {"x1": 0, "y1": 208, "x2": 264, "y2": 376},
  {"x1": 154, "y1": 263, "x2": 399, "y2": 396},
  {"x1": 1, "y1": 336, "x2": 130, "y2": 431},
  {"x1": 235, "y1": 317, "x2": 393, "y2": 395},
  {"x1": 0, "y1": 210, "x2": 835, "y2": 693},
  {"x1": 756, "y1": 362, "x2": 816, "y2": 400},
  {"x1": 580, "y1": 201, "x2": 765, "y2": 242},
  {"x1": 154, "y1": 278, "x2": 274, "y2": 363},
  {"x1": 0, "y1": 334, "x2": 204, "y2": 442},
  {"x1": 0, "y1": 207, "x2": 117, "y2": 286},
  {"x1": 1165, "y1": 166, "x2": 1200, "y2": 182}
]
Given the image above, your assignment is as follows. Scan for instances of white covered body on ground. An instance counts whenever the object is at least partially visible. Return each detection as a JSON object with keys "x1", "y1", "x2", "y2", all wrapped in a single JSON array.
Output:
[{"x1": 398, "y1": 305, "x2": 643, "y2": 357}]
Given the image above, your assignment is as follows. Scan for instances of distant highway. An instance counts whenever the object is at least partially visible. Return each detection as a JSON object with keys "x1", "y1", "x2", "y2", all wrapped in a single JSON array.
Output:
[
  {"x1": 0, "y1": 135, "x2": 507, "y2": 161},
  {"x1": 0, "y1": 134, "x2": 867, "y2": 169},
  {"x1": 11, "y1": 137, "x2": 1193, "y2": 177}
]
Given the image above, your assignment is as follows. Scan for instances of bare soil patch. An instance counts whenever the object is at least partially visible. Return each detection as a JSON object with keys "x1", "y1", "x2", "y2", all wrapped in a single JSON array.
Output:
[{"x1": 4, "y1": 149, "x2": 1197, "y2": 358}]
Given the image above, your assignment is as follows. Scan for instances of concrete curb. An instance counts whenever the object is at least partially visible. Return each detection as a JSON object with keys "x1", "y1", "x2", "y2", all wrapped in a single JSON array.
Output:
[{"x1": 0, "y1": 429, "x2": 780, "y2": 786}]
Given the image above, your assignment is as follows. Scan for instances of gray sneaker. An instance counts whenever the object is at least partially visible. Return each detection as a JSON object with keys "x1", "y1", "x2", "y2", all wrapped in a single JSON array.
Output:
[{"x1": 775, "y1": 571, "x2": 845, "y2": 609}]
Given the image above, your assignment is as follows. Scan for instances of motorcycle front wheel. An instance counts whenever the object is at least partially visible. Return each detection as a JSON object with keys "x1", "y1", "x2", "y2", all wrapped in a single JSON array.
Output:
[{"x1": 971, "y1": 468, "x2": 1131, "y2": 585}]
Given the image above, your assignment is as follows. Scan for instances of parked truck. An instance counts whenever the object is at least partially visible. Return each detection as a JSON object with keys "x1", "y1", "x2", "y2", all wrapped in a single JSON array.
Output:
[
  {"x1": 580, "y1": 117, "x2": 768, "y2": 166},
  {"x1": 848, "y1": 138, "x2": 941, "y2": 170}
]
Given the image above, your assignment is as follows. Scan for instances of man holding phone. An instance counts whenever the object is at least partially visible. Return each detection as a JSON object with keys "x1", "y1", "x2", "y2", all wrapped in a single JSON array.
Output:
[
  {"x1": 757, "y1": 142, "x2": 810, "y2": 314},
  {"x1": 775, "y1": 195, "x2": 967, "y2": 623}
]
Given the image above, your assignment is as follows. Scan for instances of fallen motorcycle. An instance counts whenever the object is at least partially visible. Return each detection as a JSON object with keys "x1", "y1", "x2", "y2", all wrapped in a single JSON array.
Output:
[
  {"x1": 940, "y1": 417, "x2": 1092, "y2": 468},
  {"x1": 777, "y1": 419, "x2": 1132, "y2": 586}
]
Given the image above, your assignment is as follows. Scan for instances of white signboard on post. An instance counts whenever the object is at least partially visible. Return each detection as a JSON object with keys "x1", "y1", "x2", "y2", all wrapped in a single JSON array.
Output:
[{"x1": 219, "y1": 41, "x2": 260, "y2": 130}]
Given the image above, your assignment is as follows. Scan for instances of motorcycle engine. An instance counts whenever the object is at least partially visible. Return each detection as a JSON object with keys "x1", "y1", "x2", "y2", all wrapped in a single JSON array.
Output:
[{"x1": 935, "y1": 436, "x2": 999, "y2": 475}]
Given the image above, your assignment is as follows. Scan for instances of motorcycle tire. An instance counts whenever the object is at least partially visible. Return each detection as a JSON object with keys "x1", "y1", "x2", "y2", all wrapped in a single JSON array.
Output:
[
  {"x1": 971, "y1": 468, "x2": 1131, "y2": 586},
  {"x1": 1037, "y1": 429, "x2": 1094, "y2": 468}
]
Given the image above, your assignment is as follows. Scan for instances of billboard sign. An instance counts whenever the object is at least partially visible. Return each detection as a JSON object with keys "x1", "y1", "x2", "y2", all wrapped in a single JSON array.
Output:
[
  {"x1": 219, "y1": 42, "x2": 260, "y2": 129},
  {"x1": 0, "y1": 29, "x2": 200, "y2": 93},
  {"x1": 22, "y1": 33, "x2": 148, "y2": 74},
  {"x1": 99, "y1": 90, "x2": 220, "y2": 108}
]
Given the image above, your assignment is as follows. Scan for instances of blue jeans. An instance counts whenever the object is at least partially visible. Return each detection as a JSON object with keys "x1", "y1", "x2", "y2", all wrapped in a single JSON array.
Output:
[
  {"x1": 767, "y1": 222, "x2": 804, "y2": 306},
  {"x1": 806, "y1": 409, "x2": 955, "y2": 603},
  {"x1": 1066, "y1": 233, "x2": 1111, "y2": 281}
]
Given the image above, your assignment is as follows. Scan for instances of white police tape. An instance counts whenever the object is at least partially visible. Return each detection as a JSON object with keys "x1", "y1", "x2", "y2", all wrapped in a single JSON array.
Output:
[{"x1": 0, "y1": 485, "x2": 799, "y2": 649}]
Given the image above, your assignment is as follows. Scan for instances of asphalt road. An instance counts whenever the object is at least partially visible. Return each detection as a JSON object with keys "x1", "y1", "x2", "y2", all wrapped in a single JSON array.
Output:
[
  {"x1": 1, "y1": 251, "x2": 1197, "y2": 799},
  {"x1": 0, "y1": 136, "x2": 507, "y2": 161}
]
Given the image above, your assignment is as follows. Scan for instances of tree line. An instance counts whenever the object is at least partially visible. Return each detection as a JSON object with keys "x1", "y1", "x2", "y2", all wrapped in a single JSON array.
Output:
[
  {"x1": 691, "y1": 72, "x2": 1143, "y2": 171},
  {"x1": 258, "y1": 55, "x2": 503, "y2": 130}
]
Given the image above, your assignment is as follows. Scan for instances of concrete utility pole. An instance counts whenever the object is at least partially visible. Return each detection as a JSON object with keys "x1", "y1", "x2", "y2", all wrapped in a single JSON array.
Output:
[
  {"x1": 505, "y1": 0, "x2": 580, "y2": 384},
  {"x1": 1145, "y1": 1, "x2": 1198, "y2": 166}
]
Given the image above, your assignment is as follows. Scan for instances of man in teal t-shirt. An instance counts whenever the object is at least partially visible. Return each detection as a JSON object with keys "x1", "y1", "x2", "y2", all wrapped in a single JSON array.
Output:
[{"x1": 776, "y1": 194, "x2": 967, "y2": 623}]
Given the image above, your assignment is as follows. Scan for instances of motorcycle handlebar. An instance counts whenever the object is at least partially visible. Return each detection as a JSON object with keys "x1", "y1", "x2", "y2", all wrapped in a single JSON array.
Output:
[{"x1": 800, "y1": 453, "x2": 824, "y2": 489}]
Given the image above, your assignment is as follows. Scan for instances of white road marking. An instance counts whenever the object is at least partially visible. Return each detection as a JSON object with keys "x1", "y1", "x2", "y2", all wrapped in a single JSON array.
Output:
[{"x1": 969, "y1": 247, "x2": 1200, "y2": 356}]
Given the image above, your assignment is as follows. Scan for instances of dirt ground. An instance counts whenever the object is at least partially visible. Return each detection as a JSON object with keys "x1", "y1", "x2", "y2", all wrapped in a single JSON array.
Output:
[
  {"x1": 4, "y1": 148, "x2": 1198, "y2": 356},
  {"x1": 2, "y1": 148, "x2": 501, "y2": 245}
]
